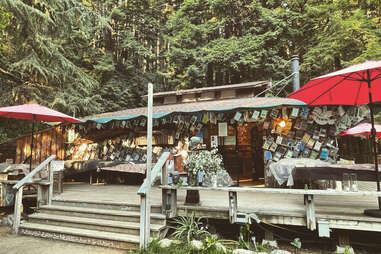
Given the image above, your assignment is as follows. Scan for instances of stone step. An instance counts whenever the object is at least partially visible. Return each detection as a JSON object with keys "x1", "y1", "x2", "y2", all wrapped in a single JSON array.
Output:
[
  {"x1": 28, "y1": 213, "x2": 165, "y2": 236},
  {"x1": 39, "y1": 205, "x2": 166, "y2": 225},
  {"x1": 52, "y1": 199, "x2": 162, "y2": 213},
  {"x1": 19, "y1": 222, "x2": 139, "y2": 250}
]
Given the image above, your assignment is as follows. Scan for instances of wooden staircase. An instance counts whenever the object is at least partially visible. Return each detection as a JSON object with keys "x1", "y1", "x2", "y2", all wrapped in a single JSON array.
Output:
[{"x1": 18, "y1": 200, "x2": 167, "y2": 250}]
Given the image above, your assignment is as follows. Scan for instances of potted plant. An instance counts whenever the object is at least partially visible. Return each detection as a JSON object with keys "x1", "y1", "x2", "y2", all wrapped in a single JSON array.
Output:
[{"x1": 183, "y1": 149, "x2": 225, "y2": 186}]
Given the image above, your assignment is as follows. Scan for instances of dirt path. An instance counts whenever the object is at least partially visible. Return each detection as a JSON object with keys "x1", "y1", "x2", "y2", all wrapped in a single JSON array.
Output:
[{"x1": 0, "y1": 226, "x2": 126, "y2": 254}]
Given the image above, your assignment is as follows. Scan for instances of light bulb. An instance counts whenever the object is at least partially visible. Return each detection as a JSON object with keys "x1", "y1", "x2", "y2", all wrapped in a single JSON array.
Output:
[{"x1": 279, "y1": 120, "x2": 286, "y2": 128}]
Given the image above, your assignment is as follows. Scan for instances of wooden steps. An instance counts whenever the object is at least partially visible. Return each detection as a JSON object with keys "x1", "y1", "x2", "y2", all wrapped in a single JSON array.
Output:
[{"x1": 19, "y1": 200, "x2": 167, "y2": 250}]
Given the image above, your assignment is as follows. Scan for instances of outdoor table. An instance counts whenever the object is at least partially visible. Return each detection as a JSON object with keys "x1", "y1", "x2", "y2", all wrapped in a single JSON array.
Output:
[{"x1": 293, "y1": 164, "x2": 381, "y2": 187}]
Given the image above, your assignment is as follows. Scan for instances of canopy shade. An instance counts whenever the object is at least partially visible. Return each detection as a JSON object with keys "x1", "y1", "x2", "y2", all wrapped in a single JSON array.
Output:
[
  {"x1": 0, "y1": 104, "x2": 81, "y2": 122},
  {"x1": 339, "y1": 123, "x2": 381, "y2": 138},
  {"x1": 287, "y1": 60, "x2": 381, "y2": 105}
]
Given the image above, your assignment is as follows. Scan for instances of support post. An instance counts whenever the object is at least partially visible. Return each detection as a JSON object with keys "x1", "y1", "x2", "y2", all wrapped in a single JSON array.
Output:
[
  {"x1": 304, "y1": 194, "x2": 316, "y2": 230},
  {"x1": 13, "y1": 186, "x2": 23, "y2": 234},
  {"x1": 48, "y1": 163, "x2": 53, "y2": 205},
  {"x1": 143, "y1": 82, "x2": 153, "y2": 248},
  {"x1": 139, "y1": 195, "x2": 147, "y2": 248},
  {"x1": 228, "y1": 191, "x2": 237, "y2": 224},
  {"x1": 37, "y1": 184, "x2": 49, "y2": 209},
  {"x1": 291, "y1": 55, "x2": 300, "y2": 92},
  {"x1": 162, "y1": 188, "x2": 177, "y2": 218}
]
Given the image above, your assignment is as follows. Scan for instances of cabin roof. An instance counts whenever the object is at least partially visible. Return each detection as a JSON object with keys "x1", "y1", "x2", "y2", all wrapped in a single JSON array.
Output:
[{"x1": 84, "y1": 96, "x2": 305, "y2": 123}]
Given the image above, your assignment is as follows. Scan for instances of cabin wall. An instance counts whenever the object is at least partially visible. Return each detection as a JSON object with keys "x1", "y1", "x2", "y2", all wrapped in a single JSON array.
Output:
[{"x1": 15, "y1": 126, "x2": 65, "y2": 166}]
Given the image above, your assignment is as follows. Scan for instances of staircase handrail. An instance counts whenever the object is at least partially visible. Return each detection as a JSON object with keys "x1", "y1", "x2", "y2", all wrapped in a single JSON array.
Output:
[
  {"x1": 137, "y1": 152, "x2": 170, "y2": 196},
  {"x1": 13, "y1": 155, "x2": 56, "y2": 190},
  {"x1": 12, "y1": 155, "x2": 57, "y2": 234}
]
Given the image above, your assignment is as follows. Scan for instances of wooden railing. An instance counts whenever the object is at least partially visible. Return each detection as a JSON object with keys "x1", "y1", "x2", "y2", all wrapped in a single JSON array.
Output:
[
  {"x1": 138, "y1": 151, "x2": 170, "y2": 248},
  {"x1": 12, "y1": 155, "x2": 57, "y2": 234},
  {"x1": 160, "y1": 185, "x2": 381, "y2": 232}
]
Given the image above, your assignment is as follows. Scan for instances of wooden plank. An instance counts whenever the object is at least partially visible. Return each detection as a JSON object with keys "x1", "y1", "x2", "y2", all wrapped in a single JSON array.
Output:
[
  {"x1": 139, "y1": 195, "x2": 146, "y2": 248},
  {"x1": 41, "y1": 132, "x2": 47, "y2": 162},
  {"x1": 56, "y1": 126, "x2": 64, "y2": 160},
  {"x1": 15, "y1": 139, "x2": 22, "y2": 164},
  {"x1": 24, "y1": 136, "x2": 31, "y2": 164},
  {"x1": 228, "y1": 191, "x2": 237, "y2": 224},
  {"x1": 160, "y1": 185, "x2": 381, "y2": 197},
  {"x1": 304, "y1": 194, "x2": 316, "y2": 230},
  {"x1": 51, "y1": 129, "x2": 57, "y2": 157},
  {"x1": 144, "y1": 82, "x2": 153, "y2": 248},
  {"x1": 13, "y1": 186, "x2": 23, "y2": 234}
]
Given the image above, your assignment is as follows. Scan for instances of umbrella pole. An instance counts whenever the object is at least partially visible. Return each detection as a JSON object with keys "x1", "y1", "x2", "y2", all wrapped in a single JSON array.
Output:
[
  {"x1": 30, "y1": 116, "x2": 35, "y2": 172},
  {"x1": 364, "y1": 70, "x2": 381, "y2": 217}
]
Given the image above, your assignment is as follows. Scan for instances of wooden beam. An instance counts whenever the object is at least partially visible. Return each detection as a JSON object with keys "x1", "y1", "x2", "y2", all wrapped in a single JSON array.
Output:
[
  {"x1": 228, "y1": 191, "x2": 237, "y2": 224},
  {"x1": 144, "y1": 82, "x2": 153, "y2": 248},
  {"x1": 160, "y1": 185, "x2": 381, "y2": 197},
  {"x1": 13, "y1": 186, "x2": 23, "y2": 234},
  {"x1": 304, "y1": 194, "x2": 316, "y2": 231}
]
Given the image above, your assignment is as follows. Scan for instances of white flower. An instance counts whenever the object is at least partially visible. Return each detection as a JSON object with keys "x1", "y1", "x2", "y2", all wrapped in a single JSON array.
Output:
[{"x1": 190, "y1": 240, "x2": 203, "y2": 250}]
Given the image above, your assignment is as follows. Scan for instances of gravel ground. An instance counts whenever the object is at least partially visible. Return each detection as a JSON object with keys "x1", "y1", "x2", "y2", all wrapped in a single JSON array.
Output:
[{"x1": 0, "y1": 225, "x2": 126, "y2": 254}]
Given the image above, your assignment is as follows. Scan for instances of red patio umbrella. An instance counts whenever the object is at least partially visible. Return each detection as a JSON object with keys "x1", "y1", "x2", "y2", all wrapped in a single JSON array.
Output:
[
  {"x1": 339, "y1": 123, "x2": 381, "y2": 138},
  {"x1": 288, "y1": 60, "x2": 381, "y2": 216},
  {"x1": 0, "y1": 104, "x2": 81, "y2": 170}
]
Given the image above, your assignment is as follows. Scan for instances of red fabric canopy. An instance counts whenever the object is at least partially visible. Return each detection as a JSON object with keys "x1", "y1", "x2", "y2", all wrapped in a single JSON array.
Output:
[
  {"x1": 288, "y1": 60, "x2": 381, "y2": 105},
  {"x1": 339, "y1": 123, "x2": 381, "y2": 138},
  {"x1": 0, "y1": 104, "x2": 81, "y2": 122}
]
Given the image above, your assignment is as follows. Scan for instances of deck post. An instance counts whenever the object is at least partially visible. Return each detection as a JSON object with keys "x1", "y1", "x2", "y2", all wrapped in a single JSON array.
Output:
[
  {"x1": 13, "y1": 186, "x2": 23, "y2": 234},
  {"x1": 48, "y1": 162, "x2": 53, "y2": 205},
  {"x1": 228, "y1": 191, "x2": 237, "y2": 224},
  {"x1": 304, "y1": 194, "x2": 316, "y2": 230},
  {"x1": 37, "y1": 184, "x2": 49, "y2": 208},
  {"x1": 143, "y1": 82, "x2": 153, "y2": 248},
  {"x1": 139, "y1": 194, "x2": 147, "y2": 248}
]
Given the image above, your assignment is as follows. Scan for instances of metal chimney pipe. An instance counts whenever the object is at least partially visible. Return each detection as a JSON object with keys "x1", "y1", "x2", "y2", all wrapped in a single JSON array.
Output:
[{"x1": 291, "y1": 55, "x2": 300, "y2": 91}]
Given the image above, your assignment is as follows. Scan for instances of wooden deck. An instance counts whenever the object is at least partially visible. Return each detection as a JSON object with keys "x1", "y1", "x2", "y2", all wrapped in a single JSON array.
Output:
[{"x1": 53, "y1": 182, "x2": 381, "y2": 234}]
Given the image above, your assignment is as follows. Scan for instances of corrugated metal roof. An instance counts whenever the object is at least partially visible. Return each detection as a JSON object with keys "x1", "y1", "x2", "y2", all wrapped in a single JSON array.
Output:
[
  {"x1": 84, "y1": 97, "x2": 305, "y2": 124},
  {"x1": 150, "y1": 81, "x2": 269, "y2": 97}
]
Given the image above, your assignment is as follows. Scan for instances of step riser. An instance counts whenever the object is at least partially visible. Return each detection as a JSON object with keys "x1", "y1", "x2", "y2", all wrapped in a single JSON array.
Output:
[
  {"x1": 39, "y1": 209, "x2": 166, "y2": 225},
  {"x1": 52, "y1": 200, "x2": 162, "y2": 213},
  {"x1": 20, "y1": 228, "x2": 138, "y2": 250},
  {"x1": 28, "y1": 218, "x2": 162, "y2": 236}
]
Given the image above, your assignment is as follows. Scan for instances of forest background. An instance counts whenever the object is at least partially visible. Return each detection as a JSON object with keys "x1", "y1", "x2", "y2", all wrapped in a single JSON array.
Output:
[{"x1": 0, "y1": 0, "x2": 380, "y2": 142}]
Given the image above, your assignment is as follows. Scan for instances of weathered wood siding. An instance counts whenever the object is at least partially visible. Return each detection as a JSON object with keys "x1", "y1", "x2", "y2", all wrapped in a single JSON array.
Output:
[{"x1": 15, "y1": 126, "x2": 65, "y2": 166}]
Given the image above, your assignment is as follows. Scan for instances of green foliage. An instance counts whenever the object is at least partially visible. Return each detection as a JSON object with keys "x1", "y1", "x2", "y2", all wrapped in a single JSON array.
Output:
[
  {"x1": 132, "y1": 239, "x2": 230, "y2": 254},
  {"x1": 238, "y1": 223, "x2": 253, "y2": 250},
  {"x1": 170, "y1": 213, "x2": 210, "y2": 242},
  {"x1": 290, "y1": 237, "x2": 302, "y2": 249},
  {"x1": 1, "y1": 0, "x2": 380, "y2": 141}
]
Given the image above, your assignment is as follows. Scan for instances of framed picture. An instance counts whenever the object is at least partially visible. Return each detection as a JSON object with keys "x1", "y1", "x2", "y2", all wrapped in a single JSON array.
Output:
[
  {"x1": 269, "y1": 142, "x2": 278, "y2": 152},
  {"x1": 260, "y1": 110, "x2": 268, "y2": 118},
  {"x1": 320, "y1": 148, "x2": 329, "y2": 160},
  {"x1": 276, "y1": 135, "x2": 283, "y2": 145},
  {"x1": 306, "y1": 138, "x2": 316, "y2": 149},
  {"x1": 302, "y1": 133, "x2": 311, "y2": 143},
  {"x1": 302, "y1": 148, "x2": 311, "y2": 158},
  {"x1": 313, "y1": 141, "x2": 322, "y2": 151},
  {"x1": 291, "y1": 108, "x2": 300, "y2": 118},
  {"x1": 277, "y1": 146, "x2": 287, "y2": 155},
  {"x1": 270, "y1": 109, "x2": 279, "y2": 118},
  {"x1": 273, "y1": 152, "x2": 282, "y2": 162},
  {"x1": 309, "y1": 150, "x2": 319, "y2": 160},
  {"x1": 252, "y1": 110, "x2": 260, "y2": 120},
  {"x1": 262, "y1": 139, "x2": 272, "y2": 150},
  {"x1": 285, "y1": 150, "x2": 293, "y2": 158}
]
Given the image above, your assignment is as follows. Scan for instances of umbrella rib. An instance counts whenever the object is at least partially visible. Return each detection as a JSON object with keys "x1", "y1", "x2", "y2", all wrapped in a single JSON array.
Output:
[
  {"x1": 353, "y1": 80, "x2": 363, "y2": 105},
  {"x1": 308, "y1": 72, "x2": 355, "y2": 105},
  {"x1": 371, "y1": 69, "x2": 381, "y2": 81}
]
